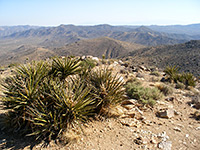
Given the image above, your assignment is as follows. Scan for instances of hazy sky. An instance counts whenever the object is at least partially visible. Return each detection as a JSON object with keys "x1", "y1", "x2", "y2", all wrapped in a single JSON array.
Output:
[{"x1": 0, "y1": 0, "x2": 199, "y2": 26}]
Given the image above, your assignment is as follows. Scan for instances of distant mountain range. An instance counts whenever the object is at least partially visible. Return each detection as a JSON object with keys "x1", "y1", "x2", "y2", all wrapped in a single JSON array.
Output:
[
  {"x1": 125, "y1": 23, "x2": 200, "y2": 35},
  {"x1": 0, "y1": 24, "x2": 200, "y2": 76},
  {"x1": 1, "y1": 24, "x2": 200, "y2": 49},
  {"x1": 0, "y1": 25, "x2": 40, "y2": 37}
]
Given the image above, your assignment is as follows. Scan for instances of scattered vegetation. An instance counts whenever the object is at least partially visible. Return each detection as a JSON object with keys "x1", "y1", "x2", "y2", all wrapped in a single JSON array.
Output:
[
  {"x1": 164, "y1": 65, "x2": 179, "y2": 83},
  {"x1": 164, "y1": 65, "x2": 197, "y2": 89},
  {"x1": 125, "y1": 80, "x2": 163, "y2": 107},
  {"x1": 0, "y1": 57, "x2": 126, "y2": 143},
  {"x1": 178, "y1": 72, "x2": 196, "y2": 88}
]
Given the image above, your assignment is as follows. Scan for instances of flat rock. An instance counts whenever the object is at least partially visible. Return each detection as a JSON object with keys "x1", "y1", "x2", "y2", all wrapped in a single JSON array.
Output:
[
  {"x1": 158, "y1": 109, "x2": 174, "y2": 119},
  {"x1": 158, "y1": 141, "x2": 172, "y2": 150}
]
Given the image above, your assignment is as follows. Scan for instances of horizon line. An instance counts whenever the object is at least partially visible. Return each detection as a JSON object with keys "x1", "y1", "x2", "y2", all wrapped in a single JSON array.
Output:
[{"x1": 1, "y1": 22, "x2": 200, "y2": 27}]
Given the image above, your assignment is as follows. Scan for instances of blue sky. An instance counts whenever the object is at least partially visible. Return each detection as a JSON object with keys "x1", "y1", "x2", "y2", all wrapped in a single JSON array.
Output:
[{"x1": 0, "y1": 0, "x2": 199, "y2": 26}]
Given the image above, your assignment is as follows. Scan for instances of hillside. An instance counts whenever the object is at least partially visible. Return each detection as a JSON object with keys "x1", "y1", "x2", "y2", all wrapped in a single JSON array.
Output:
[
  {"x1": 54, "y1": 37, "x2": 145, "y2": 58},
  {"x1": 124, "y1": 40, "x2": 200, "y2": 76},
  {"x1": 110, "y1": 26, "x2": 187, "y2": 46},
  {"x1": 0, "y1": 45, "x2": 55, "y2": 65},
  {"x1": 0, "y1": 37, "x2": 145, "y2": 66}
]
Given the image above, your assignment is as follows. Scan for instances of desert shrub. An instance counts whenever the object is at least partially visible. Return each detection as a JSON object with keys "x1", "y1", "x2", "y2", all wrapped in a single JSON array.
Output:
[
  {"x1": 156, "y1": 84, "x2": 173, "y2": 96},
  {"x1": 179, "y1": 72, "x2": 196, "y2": 88},
  {"x1": 1, "y1": 60, "x2": 96, "y2": 141},
  {"x1": 125, "y1": 82, "x2": 163, "y2": 106},
  {"x1": 88, "y1": 67, "x2": 126, "y2": 113},
  {"x1": 26, "y1": 79, "x2": 95, "y2": 141},
  {"x1": 164, "y1": 65, "x2": 179, "y2": 83},
  {"x1": 164, "y1": 66, "x2": 197, "y2": 89},
  {"x1": 80, "y1": 58, "x2": 97, "y2": 70}
]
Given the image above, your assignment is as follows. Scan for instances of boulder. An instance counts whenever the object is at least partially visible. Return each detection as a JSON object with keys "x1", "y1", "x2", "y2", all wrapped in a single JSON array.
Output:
[
  {"x1": 158, "y1": 141, "x2": 172, "y2": 150},
  {"x1": 158, "y1": 109, "x2": 174, "y2": 119}
]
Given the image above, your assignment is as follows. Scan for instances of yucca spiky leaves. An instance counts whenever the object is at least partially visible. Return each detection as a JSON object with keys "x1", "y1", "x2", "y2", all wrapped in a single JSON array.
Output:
[
  {"x1": 1, "y1": 60, "x2": 96, "y2": 141},
  {"x1": 49, "y1": 57, "x2": 81, "y2": 81},
  {"x1": 1, "y1": 58, "x2": 127, "y2": 142},
  {"x1": 164, "y1": 65, "x2": 179, "y2": 83},
  {"x1": 89, "y1": 67, "x2": 126, "y2": 112},
  {"x1": 26, "y1": 79, "x2": 95, "y2": 141},
  {"x1": 179, "y1": 72, "x2": 196, "y2": 88},
  {"x1": 1, "y1": 61, "x2": 48, "y2": 133}
]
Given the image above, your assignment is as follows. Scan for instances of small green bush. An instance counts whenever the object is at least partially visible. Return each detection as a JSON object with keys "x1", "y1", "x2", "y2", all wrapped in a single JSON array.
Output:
[
  {"x1": 125, "y1": 82, "x2": 163, "y2": 106},
  {"x1": 164, "y1": 66, "x2": 197, "y2": 89}
]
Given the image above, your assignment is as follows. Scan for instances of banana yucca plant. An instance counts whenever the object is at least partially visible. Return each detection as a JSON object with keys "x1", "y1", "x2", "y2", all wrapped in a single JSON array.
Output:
[
  {"x1": 164, "y1": 65, "x2": 179, "y2": 83},
  {"x1": 49, "y1": 57, "x2": 81, "y2": 81},
  {"x1": 88, "y1": 67, "x2": 126, "y2": 112},
  {"x1": 26, "y1": 79, "x2": 96, "y2": 141},
  {"x1": 180, "y1": 72, "x2": 196, "y2": 88},
  {"x1": 0, "y1": 58, "x2": 127, "y2": 142},
  {"x1": 1, "y1": 60, "x2": 96, "y2": 141},
  {"x1": 1, "y1": 61, "x2": 48, "y2": 133}
]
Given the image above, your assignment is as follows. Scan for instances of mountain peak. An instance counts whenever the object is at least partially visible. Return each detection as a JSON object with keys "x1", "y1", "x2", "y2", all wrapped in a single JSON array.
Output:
[{"x1": 134, "y1": 26, "x2": 154, "y2": 33}]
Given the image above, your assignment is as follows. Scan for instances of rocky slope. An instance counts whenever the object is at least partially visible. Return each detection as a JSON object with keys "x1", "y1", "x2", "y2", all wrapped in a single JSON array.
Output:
[
  {"x1": 0, "y1": 57, "x2": 200, "y2": 150},
  {"x1": 124, "y1": 40, "x2": 200, "y2": 77}
]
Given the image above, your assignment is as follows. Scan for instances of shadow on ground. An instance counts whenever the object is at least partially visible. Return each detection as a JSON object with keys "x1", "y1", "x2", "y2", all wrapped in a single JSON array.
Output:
[{"x1": 0, "y1": 113, "x2": 41, "y2": 150}]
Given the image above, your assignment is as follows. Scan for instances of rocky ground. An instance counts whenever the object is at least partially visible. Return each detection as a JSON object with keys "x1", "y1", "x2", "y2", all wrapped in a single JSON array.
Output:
[{"x1": 0, "y1": 58, "x2": 200, "y2": 150}]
